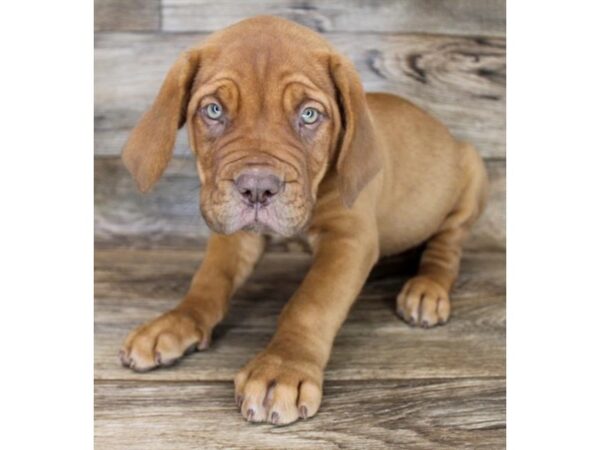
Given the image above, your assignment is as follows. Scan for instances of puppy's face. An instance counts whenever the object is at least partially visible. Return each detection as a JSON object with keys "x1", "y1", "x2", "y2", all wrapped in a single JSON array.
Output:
[
  {"x1": 187, "y1": 36, "x2": 340, "y2": 236},
  {"x1": 122, "y1": 16, "x2": 382, "y2": 236}
]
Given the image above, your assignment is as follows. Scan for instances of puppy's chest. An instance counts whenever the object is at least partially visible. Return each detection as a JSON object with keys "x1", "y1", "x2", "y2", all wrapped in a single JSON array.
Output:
[{"x1": 264, "y1": 233, "x2": 314, "y2": 254}]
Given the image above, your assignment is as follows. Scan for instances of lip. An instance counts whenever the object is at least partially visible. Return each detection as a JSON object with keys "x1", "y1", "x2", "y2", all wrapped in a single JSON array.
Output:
[
  {"x1": 234, "y1": 201, "x2": 298, "y2": 237},
  {"x1": 239, "y1": 203, "x2": 275, "y2": 228},
  {"x1": 201, "y1": 193, "x2": 305, "y2": 237}
]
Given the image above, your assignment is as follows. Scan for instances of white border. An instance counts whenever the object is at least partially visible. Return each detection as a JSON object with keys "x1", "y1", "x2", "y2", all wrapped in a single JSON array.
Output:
[
  {"x1": 509, "y1": 1, "x2": 600, "y2": 448},
  {"x1": 0, "y1": 0, "x2": 93, "y2": 448}
]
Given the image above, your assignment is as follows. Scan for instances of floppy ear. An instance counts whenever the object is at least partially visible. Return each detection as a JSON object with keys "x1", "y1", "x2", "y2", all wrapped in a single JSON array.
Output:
[
  {"x1": 329, "y1": 53, "x2": 382, "y2": 207},
  {"x1": 122, "y1": 50, "x2": 200, "y2": 192}
]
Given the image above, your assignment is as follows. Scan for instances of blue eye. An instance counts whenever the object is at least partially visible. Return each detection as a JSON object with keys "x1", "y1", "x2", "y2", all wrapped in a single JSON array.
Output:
[
  {"x1": 300, "y1": 107, "x2": 320, "y2": 125},
  {"x1": 205, "y1": 103, "x2": 223, "y2": 120}
]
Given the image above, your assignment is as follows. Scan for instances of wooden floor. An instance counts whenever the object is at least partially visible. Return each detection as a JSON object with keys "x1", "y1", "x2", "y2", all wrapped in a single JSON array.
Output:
[
  {"x1": 94, "y1": 1, "x2": 506, "y2": 447},
  {"x1": 94, "y1": 248, "x2": 505, "y2": 449}
]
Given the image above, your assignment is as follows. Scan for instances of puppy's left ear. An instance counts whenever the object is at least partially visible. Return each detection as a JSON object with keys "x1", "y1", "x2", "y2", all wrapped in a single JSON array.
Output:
[
  {"x1": 329, "y1": 53, "x2": 383, "y2": 207},
  {"x1": 122, "y1": 50, "x2": 200, "y2": 192}
]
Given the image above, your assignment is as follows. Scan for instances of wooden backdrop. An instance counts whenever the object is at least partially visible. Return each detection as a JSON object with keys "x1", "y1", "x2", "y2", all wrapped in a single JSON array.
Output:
[{"x1": 95, "y1": 0, "x2": 506, "y2": 252}]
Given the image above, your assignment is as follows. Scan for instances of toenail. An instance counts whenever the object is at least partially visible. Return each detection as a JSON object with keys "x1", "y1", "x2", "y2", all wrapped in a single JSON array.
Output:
[
  {"x1": 421, "y1": 320, "x2": 429, "y2": 328},
  {"x1": 246, "y1": 408, "x2": 255, "y2": 421},
  {"x1": 270, "y1": 411, "x2": 279, "y2": 424},
  {"x1": 119, "y1": 350, "x2": 129, "y2": 366},
  {"x1": 299, "y1": 405, "x2": 308, "y2": 419},
  {"x1": 184, "y1": 344, "x2": 196, "y2": 355},
  {"x1": 161, "y1": 357, "x2": 177, "y2": 367},
  {"x1": 197, "y1": 338, "x2": 210, "y2": 351},
  {"x1": 235, "y1": 395, "x2": 243, "y2": 408},
  {"x1": 155, "y1": 352, "x2": 162, "y2": 365}
]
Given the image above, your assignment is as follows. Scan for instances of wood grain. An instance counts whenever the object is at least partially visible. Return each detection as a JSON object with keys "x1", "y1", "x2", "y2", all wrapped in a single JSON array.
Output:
[
  {"x1": 94, "y1": 3, "x2": 505, "y2": 447},
  {"x1": 95, "y1": 250, "x2": 505, "y2": 381},
  {"x1": 95, "y1": 378, "x2": 505, "y2": 450},
  {"x1": 95, "y1": 32, "x2": 505, "y2": 159},
  {"x1": 94, "y1": 158, "x2": 505, "y2": 250},
  {"x1": 95, "y1": 0, "x2": 160, "y2": 32},
  {"x1": 161, "y1": 0, "x2": 506, "y2": 36},
  {"x1": 95, "y1": 249, "x2": 505, "y2": 448}
]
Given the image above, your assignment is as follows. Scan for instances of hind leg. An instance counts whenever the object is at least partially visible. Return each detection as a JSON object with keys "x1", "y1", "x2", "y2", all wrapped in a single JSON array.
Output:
[{"x1": 397, "y1": 147, "x2": 488, "y2": 328}]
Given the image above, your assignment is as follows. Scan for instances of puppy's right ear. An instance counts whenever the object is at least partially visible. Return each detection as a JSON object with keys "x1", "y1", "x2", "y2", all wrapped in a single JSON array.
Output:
[{"x1": 122, "y1": 51, "x2": 200, "y2": 192}]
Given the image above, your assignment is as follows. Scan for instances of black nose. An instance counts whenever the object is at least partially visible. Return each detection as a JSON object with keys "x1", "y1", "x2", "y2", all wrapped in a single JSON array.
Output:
[{"x1": 234, "y1": 169, "x2": 283, "y2": 205}]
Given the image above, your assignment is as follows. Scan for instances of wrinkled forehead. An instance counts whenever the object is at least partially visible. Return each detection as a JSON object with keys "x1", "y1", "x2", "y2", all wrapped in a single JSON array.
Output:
[{"x1": 191, "y1": 29, "x2": 335, "y2": 106}]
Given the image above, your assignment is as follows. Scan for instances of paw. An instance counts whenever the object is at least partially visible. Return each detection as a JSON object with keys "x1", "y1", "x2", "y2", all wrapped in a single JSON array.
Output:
[
  {"x1": 119, "y1": 309, "x2": 211, "y2": 372},
  {"x1": 234, "y1": 351, "x2": 323, "y2": 426},
  {"x1": 396, "y1": 276, "x2": 451, "y2": 328}
]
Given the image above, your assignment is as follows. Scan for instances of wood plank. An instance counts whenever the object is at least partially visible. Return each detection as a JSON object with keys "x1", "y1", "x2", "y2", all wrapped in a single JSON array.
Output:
[
  {"x1": 95, "y1": 378, "x2": 505, "y2": 449},
  {"x1": 95, "y1": 32, "x2": 505, "y2": 159},
  {"x1": 473, "y1": 159, "x2": 505, "y2": 250},
  {"x1": 95, "y1": 0, "x2": 160, "y2": 32},
  {"x1": 94, "y1": 157, "x2": 209, "y2": 249},
  {"x1": 94, "y1": 158, "x2": 505, "y2": 250},
  {"x1": 161, "y1": 0, "x2": 506, "y2": 36},
  {"x1": 95, "y1": 250, "x2": 505, "y2": 381}
]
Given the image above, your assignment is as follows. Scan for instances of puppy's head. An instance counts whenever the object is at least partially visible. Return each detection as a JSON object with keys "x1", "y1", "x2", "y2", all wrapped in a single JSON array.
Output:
[{"x1": 122, "y1": 16, "x2": 382, "y2": 237}]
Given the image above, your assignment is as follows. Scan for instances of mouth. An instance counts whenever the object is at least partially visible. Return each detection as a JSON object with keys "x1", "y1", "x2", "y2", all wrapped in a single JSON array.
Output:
[
  {"x1": 237, "y1": 203, "x2": 283, "y2": 234},
  {"x1": 201, "y1": 180, "x2": 311, "y2": 237},
  {"x1": 202, "y1": 198, "x2": 307, "y2": 237}
]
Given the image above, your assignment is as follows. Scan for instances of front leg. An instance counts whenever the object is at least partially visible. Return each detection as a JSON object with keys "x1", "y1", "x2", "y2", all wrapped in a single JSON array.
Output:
[
  {"x1": 120, "y1": 231, "x2": 265, "y2": 371},
  {"x1": 235, "y1": 224, "x2": 379, "y2": 425}
]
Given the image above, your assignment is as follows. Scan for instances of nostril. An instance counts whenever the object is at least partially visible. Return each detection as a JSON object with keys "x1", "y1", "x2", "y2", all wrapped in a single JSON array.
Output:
[
  {"x1": 258, "y1": 189, "x2": 274, "y2": 205},
  {"x1": 241, "y1": 189, "x2": 253, "y2": 200},
  {"x1": 235, "y1": 171, "x2": 283, "y2": 205}
]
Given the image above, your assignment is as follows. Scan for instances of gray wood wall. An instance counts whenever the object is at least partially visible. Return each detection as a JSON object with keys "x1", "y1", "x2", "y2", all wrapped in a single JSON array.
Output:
[{"x1": 95, "y1": 0, "x2": 506, "y2": 251}]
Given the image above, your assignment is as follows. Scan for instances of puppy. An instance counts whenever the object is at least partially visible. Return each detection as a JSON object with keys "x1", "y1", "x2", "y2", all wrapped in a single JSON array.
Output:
[{"x1": 119, "y1": 16, "x2": 488, "y2": 425}]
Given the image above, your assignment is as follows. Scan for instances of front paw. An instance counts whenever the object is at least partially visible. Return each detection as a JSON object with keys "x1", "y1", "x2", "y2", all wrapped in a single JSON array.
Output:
[
  {"x1": 396, "y1": 276, "x2": 451, "y2": 328},
  {"x1": 234, "y1": 351, "x2": 323, "y2": 426},
  {"x1": 119, "y1": 308, "x2": 211, "y2": 372}
]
